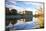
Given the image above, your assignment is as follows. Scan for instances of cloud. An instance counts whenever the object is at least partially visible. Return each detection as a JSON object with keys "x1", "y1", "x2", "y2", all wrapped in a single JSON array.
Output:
[
  {"x1": 5, "y1": 0, "x2": 16, "y2": 8},
  {"x1": 16, "y1": 0, "x2": 43, "y2": 2},
  {"x1": 25, "y1": 8, "x2": 32, "y2": 11},
  {"x1": 16, "y1": 0, "x2": 44, "y2": 10},
  {"x1": 15, "y1": 6, "x2": 26, "y2": 12},
  {"x1": 5, "y1": 0, "x2": 43, "y2": 9},
  {"x1": 5, "y1": 0, "x2": 43, "y2": 15},
  {"x1": 23, "y1": 1, "x2": 43, "y2": 7},
  {"x1": 19, "y1": 1, "x2": 43, "y2": 9},
  {"x1": 15, "y1": 6, "x2": 32, "y2": 11},
  {"x1": 5, "y1": 4, "x2": 16, "y2": 10},
  {"x1": 6, "y1": 0, "x2": 16, "y2": 2},
  {"x1": 5, "y1": 0, "x2": 16, "y2": 5}
]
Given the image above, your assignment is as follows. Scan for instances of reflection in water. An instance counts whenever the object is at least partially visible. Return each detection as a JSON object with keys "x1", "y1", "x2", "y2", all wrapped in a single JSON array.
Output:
[
  {"x1": 6, "y1": 11, "x2": 44, "y2": 30},
  {"x1": 17, "y1": 18, "x2": 32, "y2": 24},
  {"x1": 17, "y1": 17, "x2": 35, "y2": 23},
  {"x1": 5, "y1": 7, "x2": 44, "y2": 30},
  {"x1": 17, "y1": 19, "x2": 25, "y2": 24},
  {"x1": 8, "y1": 17, "x2": 40, "y2": 30}
]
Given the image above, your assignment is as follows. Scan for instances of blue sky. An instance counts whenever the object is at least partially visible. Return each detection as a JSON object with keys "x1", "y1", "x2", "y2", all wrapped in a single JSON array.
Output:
[
  {"x1": 16, "y1": 1, "x2": 38, "y2": 10},
  {"x1": 16, "y1": 1, "x2": 36, "y2": 9},
  {"x1": 5, "y1": 0, "x2": 43, "y2": 14}
]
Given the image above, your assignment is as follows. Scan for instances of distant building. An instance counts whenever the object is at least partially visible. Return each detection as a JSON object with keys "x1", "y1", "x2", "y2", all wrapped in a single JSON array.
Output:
[
  {"x1": 24, "y1": 11, "x2": 33, "y2": 22},
  {"x1": 21, "y1": 10, "x2": 33, "y2": 22}
]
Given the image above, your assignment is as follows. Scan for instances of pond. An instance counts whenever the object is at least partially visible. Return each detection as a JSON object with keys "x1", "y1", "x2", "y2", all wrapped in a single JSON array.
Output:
[{"x1": 6, "y1": 17, "x2": 40, "y2": 30}]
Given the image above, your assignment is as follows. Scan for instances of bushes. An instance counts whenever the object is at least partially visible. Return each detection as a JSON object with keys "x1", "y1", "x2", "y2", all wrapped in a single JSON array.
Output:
[{"x1": 5, "y1": 7, "x2": 17, "y2": 15}]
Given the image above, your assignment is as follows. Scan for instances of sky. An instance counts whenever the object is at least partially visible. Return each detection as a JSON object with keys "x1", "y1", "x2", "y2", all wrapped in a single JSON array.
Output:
[
  {"x1": 5, "y1": 0, "x2": 43, "y2": 15},
  {"x1": 15, "y1": 0, "x2": 43, "y2": 2}
]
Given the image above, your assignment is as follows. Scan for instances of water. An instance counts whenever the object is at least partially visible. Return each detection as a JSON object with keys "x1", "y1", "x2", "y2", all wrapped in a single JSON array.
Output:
[{"x1": 7, "y1": 17, "x2": 40, "y2": 30}]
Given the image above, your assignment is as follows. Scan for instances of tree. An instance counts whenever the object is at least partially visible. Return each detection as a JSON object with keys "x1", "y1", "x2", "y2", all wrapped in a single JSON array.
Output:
[
  {"x1": 5, "y1": 7, "x2": 11, "y2": 15},
  {"x1": 11, "y1": 9, "x2": 17, "y2": 15},
  {"x1": 35, "y1": 7, "x2": 44, "y2": 28}
]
